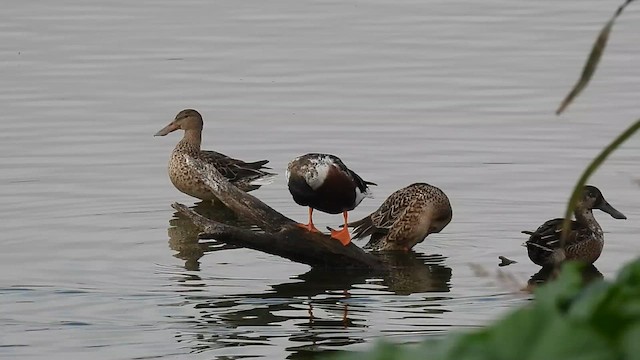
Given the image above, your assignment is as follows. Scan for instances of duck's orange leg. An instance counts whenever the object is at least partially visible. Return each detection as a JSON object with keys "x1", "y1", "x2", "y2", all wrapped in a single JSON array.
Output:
[
  {"x1": 330, "y1": 211, "x2": 352, "y2": 246},
  {"x1": 342, "y1": 289, "x2": 350, "y2": 328},
  {"x1": 297, "y1": 207, "x2": 320, "y2": 233}
]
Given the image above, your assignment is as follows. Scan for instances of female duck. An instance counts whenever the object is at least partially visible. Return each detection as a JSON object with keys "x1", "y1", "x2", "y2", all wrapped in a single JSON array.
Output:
[
  {"x1": 286, "y1": 153, "x2": 375, "y2": 246},
  {"x1": 155, "y1": 109, "x2": 273, "y2": 200},
  {"x1": 346, "y1": 183, "x2": 452, "y2": 251},
  {"x1": 523, "y1": 185, "x2": 626, "y2": 267}
]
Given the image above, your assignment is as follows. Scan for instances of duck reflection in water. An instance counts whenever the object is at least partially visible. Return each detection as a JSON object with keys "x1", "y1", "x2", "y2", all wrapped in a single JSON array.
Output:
[
  {"x1": 527, "y1": 263, "x2": 603, "y2": 290},
  {"x1": 164, "y1": 190, "x2": 453, "y2": 358},
  {"x1": 166, "y1": 243, "x2": 452, "y2": 357},
  {"x1": 167, "y1": 200, "x2": 244, "y2": 271}
]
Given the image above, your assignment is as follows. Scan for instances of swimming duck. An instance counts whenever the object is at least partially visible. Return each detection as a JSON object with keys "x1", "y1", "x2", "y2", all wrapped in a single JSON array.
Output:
[
  {"x1": 346, "y1": 183, "x2": 452, "y2": 251},
  {"x1": 155, "y1": 109, "x2": 273, "y2": 200},
  {"x1": 286, "y1": 153, "x2": 376, "y2": 246},
  {"x1": 523, "y1": 185, "x2": 626, "y2": 267}
]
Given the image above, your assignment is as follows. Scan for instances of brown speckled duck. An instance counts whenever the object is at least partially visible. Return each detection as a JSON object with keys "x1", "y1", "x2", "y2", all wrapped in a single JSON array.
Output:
[
  {"x1": 523, "y1": 185, "x2": 626, "y2": 267},
  {"x1": 155, "y1": 109, "x2": 273, "y2": 200},
  {"x1": 286, "y1": 153, "x2": 376, "y2": 246},
  {"x1": 346, "y1": 183, "x2": 452, "y2": 251}
]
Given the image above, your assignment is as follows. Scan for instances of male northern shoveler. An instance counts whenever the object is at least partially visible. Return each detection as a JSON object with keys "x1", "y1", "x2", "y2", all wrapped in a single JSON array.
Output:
[
  {"x1": 346, "y1": 183, "x2": 452, "y2": 251},
  {"x1": 523, "y1": 185, "x2": 626, "y2": 267},
  {"x1": 286, "y1": 153, "x2": 376, "y2": 246},
  {"x1": 154, "y1": 109, "x2": 273, "y2": 200}
]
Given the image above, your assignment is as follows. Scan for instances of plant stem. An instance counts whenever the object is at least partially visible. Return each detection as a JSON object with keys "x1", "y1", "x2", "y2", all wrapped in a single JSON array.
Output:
[{"x1": 561, "y1": 119, "x2": 640, "y2": 245}]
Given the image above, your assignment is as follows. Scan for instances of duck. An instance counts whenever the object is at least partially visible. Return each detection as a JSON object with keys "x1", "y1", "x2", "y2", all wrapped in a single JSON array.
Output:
[
  {"x1": 286, "y1": 153, "x2": 376, "y2": 246},
  {"x1": 522, "y1": 185, "x2": 626, "y2": 267},
  {"x1": 154, "y1": 109, "x2": 273, "y2": 200},
  {"x1": 345, "y1": 183, "x2": 452, "y2": 251}
]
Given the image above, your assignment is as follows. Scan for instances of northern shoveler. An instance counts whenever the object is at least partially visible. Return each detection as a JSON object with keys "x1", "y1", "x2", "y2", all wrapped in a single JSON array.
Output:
[
  {"x1": 523, "y1": 185, "x2": 626, "y2": 267},
  {"x1": 286, "y1": 153, "x2": 376, "y2": 246},
  {"x1": 346, "y1": 183, "x2": 452, "y2": 251},
  {"x1": 155, "y1": 109, "x2": 273, "y2": 200}
]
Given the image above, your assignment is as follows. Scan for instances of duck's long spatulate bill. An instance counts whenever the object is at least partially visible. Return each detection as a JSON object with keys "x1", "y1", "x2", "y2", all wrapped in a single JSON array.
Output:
[
  {"x1": 154, "y1": 122, "x2": 179, "y2": 136},
  {"x1": 599, "y1": 200, "x2": 627, "y2": 219}
]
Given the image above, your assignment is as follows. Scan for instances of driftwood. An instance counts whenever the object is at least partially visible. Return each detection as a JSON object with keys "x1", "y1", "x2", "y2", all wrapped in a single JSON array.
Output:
[{"x1": 171, "y1": 155, "x2": 383, "y2": 270}]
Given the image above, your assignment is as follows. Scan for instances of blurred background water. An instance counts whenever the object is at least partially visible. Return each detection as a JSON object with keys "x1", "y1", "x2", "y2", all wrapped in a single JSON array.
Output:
[{"x1": 0, "y1": 0, "x2": 638, "y2": 359}]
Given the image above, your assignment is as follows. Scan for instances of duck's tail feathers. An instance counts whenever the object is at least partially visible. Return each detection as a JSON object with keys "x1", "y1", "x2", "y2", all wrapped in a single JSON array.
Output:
[
  {"x1": 345, "y1": 215, "x2": 389, "y2": 240},
  {"x1": 249, "y1": 173, "x2": 276, "y2": 186},
  {"x1": 350, "y1": 170, "x2": 376, "y2": 199},
  {"x1": 246, "y1": 159, "x2": 270, "y2": 169}
]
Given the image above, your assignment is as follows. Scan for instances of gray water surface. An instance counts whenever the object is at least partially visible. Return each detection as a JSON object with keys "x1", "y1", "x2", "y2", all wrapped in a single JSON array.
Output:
[{"x1": 1, "y1": 1, "x2": 639, "y2": 359}]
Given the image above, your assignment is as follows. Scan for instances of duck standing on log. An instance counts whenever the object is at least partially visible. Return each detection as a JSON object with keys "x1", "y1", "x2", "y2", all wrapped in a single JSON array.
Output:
[
  {"x1": 286, "y1": 153, "x2": 376, "y2": 246},
  {"x1": 522, "y1": 185, "x2": 626, "y2": 267},
  {"x1": 346, "y1": 183, "x2": 453, "y2": 251},
  {"x1": 155, "y1": 109, "x2": 274, "y2": 200}
]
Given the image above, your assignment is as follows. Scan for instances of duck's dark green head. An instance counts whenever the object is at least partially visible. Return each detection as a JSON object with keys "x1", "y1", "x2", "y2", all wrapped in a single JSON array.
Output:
[
  {"x1": 154, "y1": 109, "x2": 204, "y2": 136},
  {"x1": 581, "y1": 185, "x2": 627, "y2": 219}
]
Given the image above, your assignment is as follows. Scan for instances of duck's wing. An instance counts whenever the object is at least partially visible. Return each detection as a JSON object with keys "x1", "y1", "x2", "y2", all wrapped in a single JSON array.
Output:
[
  {"x1": 348, "y1": 214, "x2": 388, "y2": 241},
  {"x1": 200, "y1": 150, "x2": 273, "y2": 182},
  {"x1": 347, "y1": 168, "x2": 377, "y2": 194},
  {"x1": 326, "y1": 154, "x2": 376, "y2": 193},
  {"x1": 346, "y1": 194, "x2": 394, "y2": 240},
  {"x1": 523, "y1": 218, "x2": 590, "y2": 251},
  {"x1": 347, "y1": 186, "x2": 414, "y2": 240},
  {"x1": 366, "y1": 196, "x2": 429, "y2": 250}
]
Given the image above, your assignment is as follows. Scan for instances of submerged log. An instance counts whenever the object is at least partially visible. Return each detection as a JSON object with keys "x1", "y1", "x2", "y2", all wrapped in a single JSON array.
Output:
[{"x1": 171, "y1": 155, "x2": 383, "y2": 270}]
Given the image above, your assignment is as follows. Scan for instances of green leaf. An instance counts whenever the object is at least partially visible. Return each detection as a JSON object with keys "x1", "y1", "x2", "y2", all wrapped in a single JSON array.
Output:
[
  {"x1": 430, "y1": 329, "x2": 496, "y2": 360},
  {"x1": 621, "y1": 323, "x2": 640, "y2": 359},
  {"x1": 517, "y1": 316, "x2": 616, "y2": 360},
  {"x1": 533, "y1": 262, "x2": 585, "y2": 311},
  {"x1": 616, "y1": 257, "x2": 640, "y2": 286},
  {"x1": 329, "y1": 258, "x2": 640, "y2": 360},
  {"x1": 483, "y1": 307, "x2": 554, "y2": 359}
]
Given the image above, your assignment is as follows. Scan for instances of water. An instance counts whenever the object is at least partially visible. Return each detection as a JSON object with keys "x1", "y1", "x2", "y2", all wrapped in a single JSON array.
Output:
[{"x1": 1, "y1": 0, "x2": 639, "y2": 359}]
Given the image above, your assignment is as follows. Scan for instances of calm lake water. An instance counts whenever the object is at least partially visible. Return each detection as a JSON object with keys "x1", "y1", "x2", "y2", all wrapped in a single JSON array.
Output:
[{"x1": 1, "y1": 0, "x2": 639, "y2": 359}]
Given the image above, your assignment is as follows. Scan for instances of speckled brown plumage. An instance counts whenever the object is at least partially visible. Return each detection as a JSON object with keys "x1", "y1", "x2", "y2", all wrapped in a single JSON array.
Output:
[
  {"x1": 155, "y1": 109, "x2": 273, "y2": 200},
  {"x1": 347, "y1": 183, "x2": 452, "y2": 251},
  {"x1": 523, "y1": 185, "x2": 626, "y2": 267}
]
